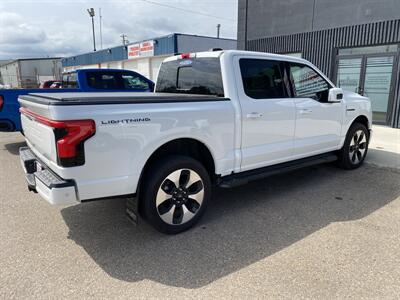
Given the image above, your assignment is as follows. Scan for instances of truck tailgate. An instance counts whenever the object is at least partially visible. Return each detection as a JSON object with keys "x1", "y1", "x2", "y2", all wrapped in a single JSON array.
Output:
[
  {"x1": 21, "y1": 113, "x2": 57, "y2": 162},
  {"x1": 19, "y1": 98, "x2": 58, "y2": 164}
]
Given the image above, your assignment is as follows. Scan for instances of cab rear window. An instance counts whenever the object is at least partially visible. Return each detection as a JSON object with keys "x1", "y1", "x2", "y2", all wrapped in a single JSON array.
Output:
[
  {"x1": 156, "y1": 58, "x2": 224, "y2": 97},
  {"x1": 62, "y1": 73, "x2": 78, "y2": 88}
]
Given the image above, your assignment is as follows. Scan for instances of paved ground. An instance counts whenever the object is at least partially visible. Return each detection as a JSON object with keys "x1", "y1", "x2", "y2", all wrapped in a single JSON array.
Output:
[
  {"x1": 1, "y1": 128, "x2": 400, "y2": 299},
  {"x1": 367, "y1": 125, "x2": 400, "y2": 170}
]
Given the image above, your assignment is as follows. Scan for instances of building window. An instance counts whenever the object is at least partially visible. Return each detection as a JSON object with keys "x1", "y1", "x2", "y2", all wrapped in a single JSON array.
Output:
[{"x1": 338, "y1": 44, "x2": 399, "y2": 56}]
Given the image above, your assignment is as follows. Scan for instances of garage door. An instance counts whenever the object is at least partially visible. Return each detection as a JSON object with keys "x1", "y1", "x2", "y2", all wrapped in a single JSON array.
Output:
[
  {"x1": 137, "y1": 58, "x2": 150, "y2": 78},
  {"x1": 123, "y1": 60, "x2": 138, "y2": 72},
  {"x1": 150, "y1": 56, "x2": 166, "y2": 81},
  {"x1": 108, "y1": 61, "x2": 122, "y2": 69}
]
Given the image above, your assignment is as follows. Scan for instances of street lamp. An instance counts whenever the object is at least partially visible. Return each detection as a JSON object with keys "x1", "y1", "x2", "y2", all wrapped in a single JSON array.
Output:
[{"x1": 87, "y1": 8, "x2": 96, "y2": 51}]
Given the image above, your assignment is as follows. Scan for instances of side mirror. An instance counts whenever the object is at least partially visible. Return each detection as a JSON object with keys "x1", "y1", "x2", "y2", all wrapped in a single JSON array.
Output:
[{"x1": 328, "y1": 87, "x2": 343, "y2": 103}]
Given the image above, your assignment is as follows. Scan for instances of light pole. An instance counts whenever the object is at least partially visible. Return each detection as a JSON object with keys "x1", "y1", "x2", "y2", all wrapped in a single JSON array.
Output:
[
  {"x1": 99, "y1": 8, "x2": 103, "y2": 50},
  {"x1": 87, "y1": 8, "x2": 96, "y2": 52}
]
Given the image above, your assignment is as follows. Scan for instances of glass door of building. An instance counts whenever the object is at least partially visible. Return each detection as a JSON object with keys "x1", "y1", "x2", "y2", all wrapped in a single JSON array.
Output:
[
  {"x1": 335, "y1": 52, "x2": 398, "y2": 125},
  {"x1": 363, "y1": 56, "x2": 395, "y2": 123}
]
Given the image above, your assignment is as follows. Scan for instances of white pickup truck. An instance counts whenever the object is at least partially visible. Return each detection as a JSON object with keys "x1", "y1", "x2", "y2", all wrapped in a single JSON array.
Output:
[{"x1": 19, "y1": 50, "x2": 372, "y2": 234}]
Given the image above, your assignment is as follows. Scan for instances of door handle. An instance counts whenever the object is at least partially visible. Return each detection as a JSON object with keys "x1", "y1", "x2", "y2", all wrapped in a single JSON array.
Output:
[
  {"x1": 299, "y1": 109, "x2": 313, "y2": 115},
  {"x1": 299, "y1": 109, "x2": 312, "y2": 114},
  {"x1": 246, "y1": 112, "x2": 263, "y2": 119}
]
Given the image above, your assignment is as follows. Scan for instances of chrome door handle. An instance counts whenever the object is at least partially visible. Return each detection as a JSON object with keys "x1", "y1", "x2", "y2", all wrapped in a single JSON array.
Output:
[
  {"x1": 299, "y1": 109, "x2": 312, "y2": 115},
  {"x1": 246, "y1": 112, "x2": 263, "y2": 119}
]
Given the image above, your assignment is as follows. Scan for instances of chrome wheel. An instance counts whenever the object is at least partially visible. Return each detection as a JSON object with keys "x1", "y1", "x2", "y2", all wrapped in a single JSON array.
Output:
[
  {"x1": 156, "y1": 169, "x2": 204, "y2": 225},
  {"x1": 349, "y1": 130, "x2": 367, "y2": 164}
]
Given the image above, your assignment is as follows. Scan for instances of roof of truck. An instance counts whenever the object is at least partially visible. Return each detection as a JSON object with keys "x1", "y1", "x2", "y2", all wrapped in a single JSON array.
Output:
[{"x1": 164, "y1": 49, "x2": 309, "y2": 64}]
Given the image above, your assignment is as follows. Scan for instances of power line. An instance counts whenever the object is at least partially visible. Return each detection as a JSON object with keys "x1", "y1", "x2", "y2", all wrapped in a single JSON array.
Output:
[{"x1": 139, "y1": 0, "x2": 235, "y2": 22}]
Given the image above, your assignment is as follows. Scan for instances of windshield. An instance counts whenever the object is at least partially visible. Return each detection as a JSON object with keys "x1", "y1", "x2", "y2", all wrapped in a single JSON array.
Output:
[{"x1": 156, "y1": 57, "x2": 224, "y2": 97}]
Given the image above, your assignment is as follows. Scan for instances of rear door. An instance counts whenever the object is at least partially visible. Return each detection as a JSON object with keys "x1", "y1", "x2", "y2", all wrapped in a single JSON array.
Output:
[
  {"x1": 287, "y1": 62, "x2": 342, "y2": 158},
  {"x1": 235, "y1": 57, "x2": 296, "y2": 171}
]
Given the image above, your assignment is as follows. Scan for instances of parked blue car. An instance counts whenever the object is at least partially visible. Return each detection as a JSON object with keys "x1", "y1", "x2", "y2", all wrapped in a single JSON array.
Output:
[{"x1": 0, "y1": 69, "x2": 154, "y2": 132}]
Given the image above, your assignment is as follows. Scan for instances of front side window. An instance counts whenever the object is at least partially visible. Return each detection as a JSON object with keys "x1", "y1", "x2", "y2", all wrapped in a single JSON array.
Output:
[
  {"x1": 121, "y1": 74, "x2": 149, "y2": 90},
  {"x1": 239, "y1": 58, "x2": 287, "y2": 99},
  {"x1": 289, "y1": 63, "x2": 330, "y2": 101}
]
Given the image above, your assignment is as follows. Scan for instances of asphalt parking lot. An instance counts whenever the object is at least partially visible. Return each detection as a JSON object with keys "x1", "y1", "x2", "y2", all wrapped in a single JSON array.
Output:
[{"x1": 1, "y1": 131, "x2": 400, "y2": 299}]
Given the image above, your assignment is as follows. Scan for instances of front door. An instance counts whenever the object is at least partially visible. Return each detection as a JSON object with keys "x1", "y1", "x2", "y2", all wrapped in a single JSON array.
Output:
[
  {"x1": 288, "y1": 63, "x2": 343, "y2": 158},
  {"x1": 336, "y1": 53, "x2": 397, "y2": 125}
]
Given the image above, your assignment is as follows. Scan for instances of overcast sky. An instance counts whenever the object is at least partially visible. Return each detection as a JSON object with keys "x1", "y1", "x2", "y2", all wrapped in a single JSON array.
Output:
[{"x1": 0, "y1": 0, "x2": 238, "y2": 60}]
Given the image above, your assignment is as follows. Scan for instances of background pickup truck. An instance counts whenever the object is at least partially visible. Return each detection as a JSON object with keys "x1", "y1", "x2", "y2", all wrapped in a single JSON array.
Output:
[
  {"x1": 0, "y1": 68, "x2": 154, "y2": 132},
  {"x1": 19, "y1": 50, "x2": 372, "y2": 234}
]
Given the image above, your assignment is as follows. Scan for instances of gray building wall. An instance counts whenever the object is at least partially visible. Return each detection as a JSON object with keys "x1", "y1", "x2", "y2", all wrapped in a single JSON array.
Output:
[
  {"x1": 0, "y1": 62, "x2": 19, "y2": 88},
  {"x1": 0, "y1": 58, "x2": 62, "y2": 88},
  {"x1": 176, "y1": 34, "x2": 237, "y2": 53},
  {"x1": 238, "y1": 0, "x2": 400, "y2": 49},
  {"x1": 237, "y1": 0, "x2": 400, "y2": 128}
]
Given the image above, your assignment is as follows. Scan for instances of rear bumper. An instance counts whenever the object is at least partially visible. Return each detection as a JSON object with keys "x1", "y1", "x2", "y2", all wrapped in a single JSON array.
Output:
[{"x1": 19, "y1": 147, "x2": 78, "y2": 205}]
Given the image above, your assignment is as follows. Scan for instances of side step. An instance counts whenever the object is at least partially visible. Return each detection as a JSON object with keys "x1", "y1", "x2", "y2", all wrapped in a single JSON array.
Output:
[{"x1": 218, "y1": 153, "x2": 338, "y2": 188}]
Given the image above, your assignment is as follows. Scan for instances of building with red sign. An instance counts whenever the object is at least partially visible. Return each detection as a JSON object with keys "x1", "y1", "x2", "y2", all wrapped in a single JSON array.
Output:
[{"x1": 62, "y1": 33, "x2": 236, "y2": 81}]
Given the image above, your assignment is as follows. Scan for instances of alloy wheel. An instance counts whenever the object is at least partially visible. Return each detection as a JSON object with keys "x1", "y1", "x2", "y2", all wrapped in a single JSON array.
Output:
[
  {"x1": 156, "y1": 169, "x2": 204, "y2": 225},
  {"x1": 349, "y1": 130, "x2": 367, "y2": 164}
]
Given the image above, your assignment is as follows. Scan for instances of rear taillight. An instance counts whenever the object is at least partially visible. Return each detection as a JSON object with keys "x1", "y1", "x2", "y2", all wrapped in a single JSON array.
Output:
[
  {"x1": 0, "y1": 95, "x2": 4, "y2": 111},
  {"x1": 20, "y1": 108, "x2": 95, "y2": 167}
]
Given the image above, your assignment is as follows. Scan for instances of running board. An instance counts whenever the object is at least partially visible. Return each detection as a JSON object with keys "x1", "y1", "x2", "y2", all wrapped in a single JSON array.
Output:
[{"x1": 218, "y1": 153, "x2": 338, "y2": 188}]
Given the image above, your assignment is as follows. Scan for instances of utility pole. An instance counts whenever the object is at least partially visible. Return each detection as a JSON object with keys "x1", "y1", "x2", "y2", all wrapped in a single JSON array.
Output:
[
  {"x1": 121, "y1": 34, "x2": 128, "y2": 45},
  {"x1": 87, "y1": 8, "x2": 96, "y2": 51},
  {"x1": 217, "y1": 24, "x2": 221, "y2": 39},
  {"x1": 244, "y1": 0, "x2": 248, "y2": 50},
  {"x1": 99, "y1": 8, "x2": 103, "y2": 50}
]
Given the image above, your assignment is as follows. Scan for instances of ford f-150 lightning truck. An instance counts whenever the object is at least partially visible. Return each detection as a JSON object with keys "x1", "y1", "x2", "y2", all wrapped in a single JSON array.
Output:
[{"x1": 18, "y1": 50, "x2": 372, "y2": 234}]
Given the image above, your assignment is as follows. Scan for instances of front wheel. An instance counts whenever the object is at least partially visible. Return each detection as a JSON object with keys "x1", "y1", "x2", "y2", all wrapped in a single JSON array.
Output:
[
  {"x1": 337, "y1": 123, "x2": 369, "y2": 170},
  {"x1": 141, "y1": 155, "x2": 211, "y2": 234}
]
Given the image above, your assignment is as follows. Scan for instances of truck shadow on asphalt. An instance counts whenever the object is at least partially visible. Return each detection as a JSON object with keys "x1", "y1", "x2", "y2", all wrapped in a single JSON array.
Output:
[
  {"x1": 3, "y1": 141, "x2": 26, "y2": 155},
  {"x1": 61, "y1": 164, "x2": 400, "y2": 288}
]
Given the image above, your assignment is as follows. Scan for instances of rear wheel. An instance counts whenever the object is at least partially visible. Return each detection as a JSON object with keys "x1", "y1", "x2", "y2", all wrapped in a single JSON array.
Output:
[
  {"x1": 337, "y1": 123, "x2": 369, "y2": 169},
  {"x1": 141, "y1": 155, "x2": 211, "y2": 234}
]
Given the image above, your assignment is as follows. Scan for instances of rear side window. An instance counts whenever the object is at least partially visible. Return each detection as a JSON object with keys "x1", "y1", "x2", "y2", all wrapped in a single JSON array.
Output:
[
  {"x1": 289, "y1": 63, "x2": 330, "y2": 101},
  {"x1": 239, "y1": 59, "x2": 287, "y2": 99},
  {"x1": 62, "y1": 73, "x2": 78, "y2": 88},
  {"x1": 86, "y1": 72, "x2": 120, "y2": 90},
  {"x1": 156, "y1": 58, "x2": 224, "y2": 97},
  {"x1": 86, "y1": 72, "x2": 150, "y2": 90}
]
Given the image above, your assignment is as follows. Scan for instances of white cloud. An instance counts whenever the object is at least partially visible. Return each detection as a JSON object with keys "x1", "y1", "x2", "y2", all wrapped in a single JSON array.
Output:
[
  {"x1": 0, "y1": 0, "x2": 237, "y2": 59},
  {"x1": 0, "y1": 12, "x2": 46, "y2": 44}
]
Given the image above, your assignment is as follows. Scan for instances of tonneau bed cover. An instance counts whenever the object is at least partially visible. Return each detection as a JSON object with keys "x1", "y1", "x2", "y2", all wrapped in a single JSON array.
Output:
[{"x1": 19, "y1": 92, "x2": 228, "y2": 106}]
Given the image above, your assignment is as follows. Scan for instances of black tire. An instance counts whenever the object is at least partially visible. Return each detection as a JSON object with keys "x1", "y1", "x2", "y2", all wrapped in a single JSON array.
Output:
[
  {"x1": 140, "y1": 155, "x2": 211, "y2": 234},
  {"x1": 337, "y1": 122, "x2": 370, "y2": 170}
]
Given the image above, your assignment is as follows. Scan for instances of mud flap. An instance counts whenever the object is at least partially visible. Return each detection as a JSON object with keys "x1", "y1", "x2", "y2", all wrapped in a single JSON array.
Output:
[{"x1": 126, "y1": 197, "x2": 139, "y2": 225}]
